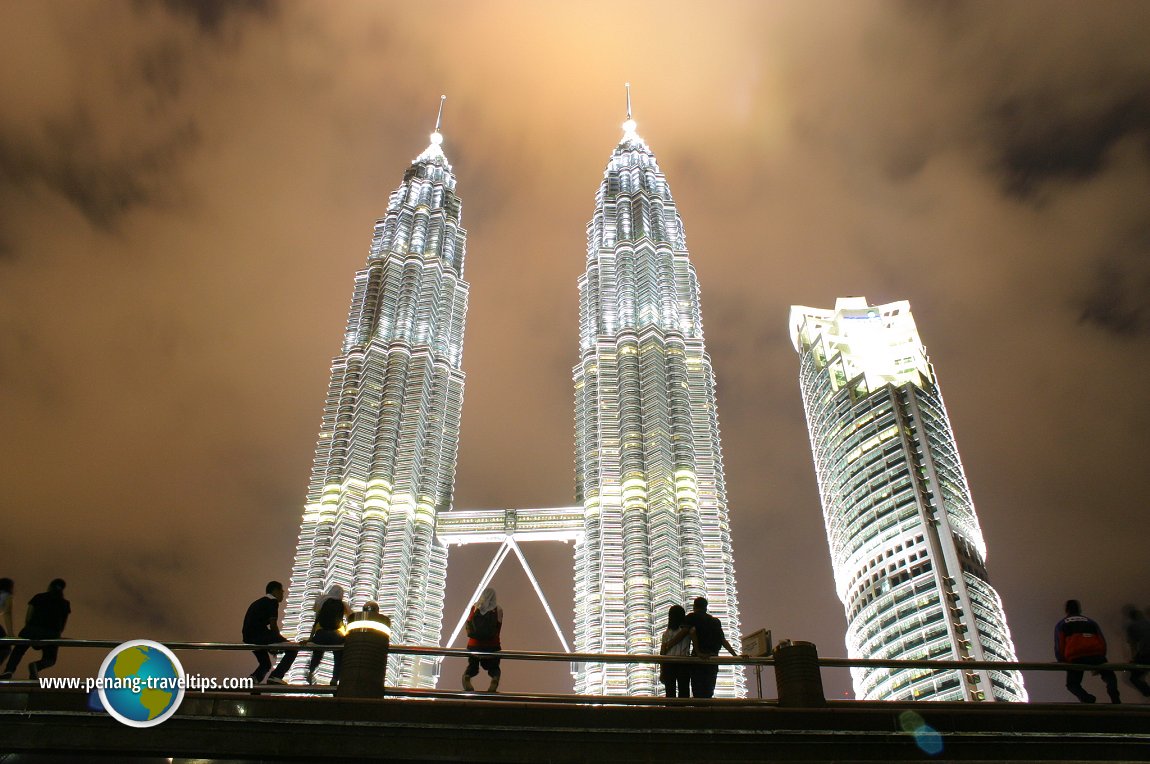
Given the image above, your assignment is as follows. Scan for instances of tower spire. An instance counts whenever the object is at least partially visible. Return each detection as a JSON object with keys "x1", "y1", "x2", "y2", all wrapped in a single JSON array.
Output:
[
  {"x1": 622, "y1": 82, "x2": 639, "y2": 140},
  {"x1": 429, "y1": 95, "x2": 446, "y2": 148},
  {"x1": 418, "y1": 94, "x2": 447, "y2": 162}
]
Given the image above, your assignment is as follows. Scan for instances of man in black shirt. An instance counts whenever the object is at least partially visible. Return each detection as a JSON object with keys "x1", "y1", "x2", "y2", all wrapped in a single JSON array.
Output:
[
  {"x1": 1, "y1": 578, "x2": 70, "y2": 680},
  {"x1": 243, "y1": 581, "x2": 299, "y2": 684},
  {"x1": 682, "y1": 596, "x2": 740, "y2": 698}
]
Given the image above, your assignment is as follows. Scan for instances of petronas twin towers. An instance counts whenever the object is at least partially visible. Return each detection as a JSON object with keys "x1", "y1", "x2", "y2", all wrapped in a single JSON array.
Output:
[
  {"x1": 282, "y1": 93, "x2": 1023, "y2": 702},
  {"x1": 283, "y1": 122, "x2": 464, "y2": 687},
  {"x1": 283, "y1": 97, "x2": 743, "y2": 695},
  {"x1": 573, "y1": 117, "x2": 742, "y2": 696}
]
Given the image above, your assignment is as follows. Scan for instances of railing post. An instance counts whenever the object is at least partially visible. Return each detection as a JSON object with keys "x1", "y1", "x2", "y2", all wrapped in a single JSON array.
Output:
[
  {"x1": 774, "y1": 641, "x2": 826, "y2": 707},
  {"x1": 335, "y1": 612, "x2": 391, "y2": 699}
]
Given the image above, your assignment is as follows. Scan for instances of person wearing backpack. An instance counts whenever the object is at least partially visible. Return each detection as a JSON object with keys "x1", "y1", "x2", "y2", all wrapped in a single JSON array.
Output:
[
  {"x1": 463, "y1": 587, "x2": 502, "y2": 692},
  {"x1": 1055, "y1": 599, "x2": 1120, "y2": 704}
]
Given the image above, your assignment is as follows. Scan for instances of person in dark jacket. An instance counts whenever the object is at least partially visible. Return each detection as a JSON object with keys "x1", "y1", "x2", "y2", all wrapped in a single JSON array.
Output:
[
  {"x1": 0, "y1": 578, "x2": 14, "y2": 670},
  {"x1": 1055, "y1": 599, "x2": 1120, "y2": 704},
  {"x1": 1, "y1": 578, "x2": 70, "y2": 680},
  {"x1": 243, "y1": 581, "x2": 299, "y2": 684},
  {"x1": 307, "y1": 590, "x2": 349, "y2": 685},
  {"x1": 1121, "y1": 605, "x2": 1150, "y2": 697},
  {"x1": 682, "y1": 596, "x2": 740, "y2": 698}
]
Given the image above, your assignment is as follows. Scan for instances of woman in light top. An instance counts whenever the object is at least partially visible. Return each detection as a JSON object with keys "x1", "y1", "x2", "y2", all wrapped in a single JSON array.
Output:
[{"x1": 660, "y1": 604, "x2": 692, "y2": 698}]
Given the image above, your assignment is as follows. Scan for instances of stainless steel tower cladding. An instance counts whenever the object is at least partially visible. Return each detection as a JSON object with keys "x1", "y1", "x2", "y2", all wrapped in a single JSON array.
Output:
[
  {"x1": 573, "y1": 104, "x2": 745, "y2": 696},
  {"x1": 285, "y1": 109, "x2": 466, "y2": 689}
]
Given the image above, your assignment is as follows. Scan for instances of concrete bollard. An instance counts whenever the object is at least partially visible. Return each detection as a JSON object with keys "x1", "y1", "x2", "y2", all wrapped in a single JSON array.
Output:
[
  {"x1": 773, "y1": 640, "x2": 826, "y2": 707},
  {"x1": 335, "y1": 613, "x2": 391, "y2": 699}
]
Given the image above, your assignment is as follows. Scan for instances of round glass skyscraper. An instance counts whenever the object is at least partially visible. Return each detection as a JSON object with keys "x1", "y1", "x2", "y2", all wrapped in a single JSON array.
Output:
[{"x1": 790, "y1": 297, "x2": 1025, "y2": 702}]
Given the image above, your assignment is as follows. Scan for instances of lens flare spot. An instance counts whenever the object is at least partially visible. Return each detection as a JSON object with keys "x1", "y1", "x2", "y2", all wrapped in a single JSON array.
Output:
[{"x1": 899, "y1": 710, "x2": 944, "y2": 756}]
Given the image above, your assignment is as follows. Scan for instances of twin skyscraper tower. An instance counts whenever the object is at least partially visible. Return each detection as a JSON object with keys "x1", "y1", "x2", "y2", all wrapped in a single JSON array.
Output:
[{"x1": 282, "y1": 95, "x2": 1025, "y2": 702}]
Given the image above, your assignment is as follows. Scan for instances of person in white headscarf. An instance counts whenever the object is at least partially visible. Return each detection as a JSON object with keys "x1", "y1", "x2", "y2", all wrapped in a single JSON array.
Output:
[
  {"x1": 313, "y1": 585, "x2": 348, "y2": 616},
  {"x1": 307, "y1": 585, "x2": 351, "y2": 684},
  {"x1": 462, "y1": 587, "x2": 502, "y2": 692}
]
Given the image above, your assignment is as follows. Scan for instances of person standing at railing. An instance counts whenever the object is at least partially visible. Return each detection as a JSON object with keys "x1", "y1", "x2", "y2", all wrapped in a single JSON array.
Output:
[
  {"x1": 0, "y1": 578, "x2": 14, "y2": 671},
  {"x1": 1122, "y1": 605, "x2": 1150, "y2": 698},
  {"x1": 659, "y1": 604, "x2": 692, "y2": 698},
  {"x1": 0, "y1": 578, "x2": 69, "y2": 680},
  {"x1": 682, "y1": 596, "x2": 740, "y2": 698},
  {"x1": 1055, "y1": 599, "x2": 1120, "y2": 704},
  {"x1": 306, "y1": 586, "x2": 350, "y2": 685},
  {"x1": 242, "y1": 580, "x2": 299, "y2": 685},
  {"x1": 462, "y1": 587, "x2": 502, "y2": 693}
]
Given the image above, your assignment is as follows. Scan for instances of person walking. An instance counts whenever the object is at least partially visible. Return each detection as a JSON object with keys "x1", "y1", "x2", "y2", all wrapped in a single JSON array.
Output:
[
  {"x1": 682, "y1": 596, "x2": 740, "y2": 698},
  {"x1": 0, "y1": 578, "x2": 14, "y2": 670},
  {"x1": 1, "y1": 578, "x2": 70, "y2": 680},
  {"x1": 242, "y1": 581, "x2": 299, "y2": 685},
  {"x1": 659, "y1": 604, "x2": 692, "y2": 698},
  {"x1": 462, "y1": 587, "x2": 502, "y2": 692},
  {"x1": 1055, "y1": 599, "x2": 1120, "y2": 704},
  {"x1": 1121, "y1": 605, "x2": 1150, "y2": 697},
  {"x1": 307, "y1": 586, "x2": 350, "y2": 685}
]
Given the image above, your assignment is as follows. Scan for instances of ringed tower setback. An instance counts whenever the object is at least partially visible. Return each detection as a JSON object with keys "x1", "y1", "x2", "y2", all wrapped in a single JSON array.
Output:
[
  {"x1": 284, "y1": 101, "x2": 467, "y2": 688},
  {"x1": 573, "y1": 96, "x2": 745, "y2": 696}
]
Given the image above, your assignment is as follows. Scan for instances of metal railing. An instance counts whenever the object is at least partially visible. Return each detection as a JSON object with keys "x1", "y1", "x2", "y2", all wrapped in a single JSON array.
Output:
[{"x1": 1, "y1": 637, "x2": 1147, "y2": 705}]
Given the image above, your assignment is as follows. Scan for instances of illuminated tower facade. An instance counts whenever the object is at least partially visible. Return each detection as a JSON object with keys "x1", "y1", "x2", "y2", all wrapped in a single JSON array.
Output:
[
  {"x1": 789, "y1": 297, "x2": 1025, "y2": 702},
  {"x1": 284, "y1": 105, "x2": 466, "y2": 688},
  {"x1": 572, "y1": 103, "x2": 744, "y2": 696}
]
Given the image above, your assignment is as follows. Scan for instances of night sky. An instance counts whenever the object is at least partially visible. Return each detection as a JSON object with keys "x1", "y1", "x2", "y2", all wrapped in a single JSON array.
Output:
[{"x1": 2, "y1": 0, "x2": 1149, "y2": 702}]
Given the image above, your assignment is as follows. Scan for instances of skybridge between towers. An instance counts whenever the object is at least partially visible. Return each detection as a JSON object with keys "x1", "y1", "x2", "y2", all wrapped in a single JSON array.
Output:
[
  {"x1": 281, "y1": 95, "x2": 747, "y2": 696},
  {"x1": 435, "y1": 506, "x2": 584, "y2": 655}
]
